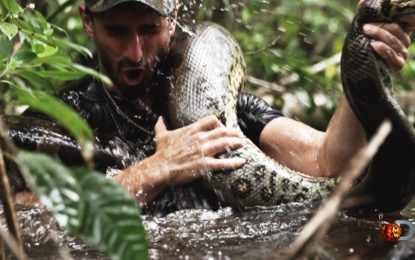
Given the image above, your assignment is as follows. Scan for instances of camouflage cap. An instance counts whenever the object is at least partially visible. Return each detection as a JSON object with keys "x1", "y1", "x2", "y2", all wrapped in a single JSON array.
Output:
[{"x1": 85, "y1": 0, "x2": 176, "y2": 16}]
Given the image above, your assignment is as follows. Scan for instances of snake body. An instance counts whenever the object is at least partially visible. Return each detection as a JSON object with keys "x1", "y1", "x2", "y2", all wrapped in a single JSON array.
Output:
[
  {"x1": 3, "y1": 0, "x2": 415, "y2": 210},
  {"x1": 341, "y1": 0, "x2": 415, "y2": 210},
  {"x1": 167, "y1": 23, "x2": 338, "y2": 208},
  {"x1": 168, "y1": 0, "x2": 415, "y2": 209}
]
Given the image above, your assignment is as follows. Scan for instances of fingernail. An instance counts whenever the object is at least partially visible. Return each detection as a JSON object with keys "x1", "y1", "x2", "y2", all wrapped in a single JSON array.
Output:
[
  {"x1": 238, "y1": 158, "x2": 246, "y2": 164},
  {"x1": 363, "y1": 24, "x2": 372, "y2": 33},
  {"x1": 402, "y1": 49, "x2": 409, "y2": 59}
]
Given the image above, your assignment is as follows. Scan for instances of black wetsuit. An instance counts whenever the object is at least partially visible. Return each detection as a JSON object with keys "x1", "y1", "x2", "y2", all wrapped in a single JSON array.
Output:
[{"x1": 25, "y1": 76, "x2": 283, "y2": 213}]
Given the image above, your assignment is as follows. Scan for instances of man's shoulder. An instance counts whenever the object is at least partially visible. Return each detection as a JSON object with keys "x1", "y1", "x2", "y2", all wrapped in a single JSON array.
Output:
[{"x1": 59, "y1": 76, "x2": 103, "y2": 104}]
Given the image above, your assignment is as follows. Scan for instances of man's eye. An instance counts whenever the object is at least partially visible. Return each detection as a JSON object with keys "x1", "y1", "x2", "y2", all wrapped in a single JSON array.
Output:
[
  {"x1": 106, "y1": 26, "x2": 129, "y2": 36},
  {"x1": 141, "y1": 24, "x2": 160, "y2": 35}
]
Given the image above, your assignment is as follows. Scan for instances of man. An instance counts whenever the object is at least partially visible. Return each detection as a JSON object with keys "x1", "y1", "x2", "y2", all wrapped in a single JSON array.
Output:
[{"x1": 17, "y1": 0, "x2": 415, "y2": 210}]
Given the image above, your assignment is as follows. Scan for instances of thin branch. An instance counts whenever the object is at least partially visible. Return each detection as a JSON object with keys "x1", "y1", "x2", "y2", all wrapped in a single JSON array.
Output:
[
  {"x1": 245, "y1": 52, "x2": 342, "y2": 94},
  {"x1": 0, "y1": 121, "x2": 25, "y2": 258},
  {"x1": 244, "y1": 35, "x2": 281, "y2": 56},
  {"x1": 0, "y1": 152, "x2": 24, "y2": 257},
  {"x1": 245, "y1": 75, "x2": 286, "y2": 93},
  {"x1": 308, "y1": 53, "x2": 342, "y2": 74},
  {"x1": 280, "y1": 120, "x2": 392, "y2": 260},
  {"x1": 46, "y1": 0, "x2": 77, "y2": 22},
  {"x1": 0, "y1": 225, "x2": 27, "y2": 260}
]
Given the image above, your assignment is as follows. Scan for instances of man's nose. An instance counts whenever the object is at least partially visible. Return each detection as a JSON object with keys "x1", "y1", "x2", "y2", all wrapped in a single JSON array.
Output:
[{"x1": 125, "y1": 34, "x2": 143, "y2": 63}]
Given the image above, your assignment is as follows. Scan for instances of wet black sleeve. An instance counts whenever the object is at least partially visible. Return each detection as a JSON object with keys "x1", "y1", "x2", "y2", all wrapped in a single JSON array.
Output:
[{"x1": 237, "y1": 93, "x2": 283, "y2": 145}]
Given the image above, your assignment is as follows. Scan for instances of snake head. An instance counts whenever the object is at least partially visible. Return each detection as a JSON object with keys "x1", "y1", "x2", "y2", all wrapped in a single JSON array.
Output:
[{"x1": 361, "y1": 0, "x2": 415, "y2": 22}]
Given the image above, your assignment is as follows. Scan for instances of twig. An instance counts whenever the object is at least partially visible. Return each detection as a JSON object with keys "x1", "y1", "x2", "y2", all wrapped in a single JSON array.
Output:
[
  {"x1": 280, "y1": 120, "x2": 392, "y2": 259},
  {"x1": 245, "y1": 52, "x2": 342, "y2": 94},
  {"x1": 46, "y1": 0, "x2": 77, "y2": 22},
  {"x1": 0, "y1": 239, "x2": 4, "y2": 260},
  {"x1": 245, "y1": 75, "x2": 286, "y2": 93},
  {"x1": 244, "y1": 35, "x2": 281, "y2": 56},
  {"x1": 0, "y1": 119, "x2": 73, "y2": 259},
  {"x1": 0, "y1": 225, "x2": 27, "y2": 260},
  {"x1": 0, "y1": 121, "x2": 25, "y2": 258}
]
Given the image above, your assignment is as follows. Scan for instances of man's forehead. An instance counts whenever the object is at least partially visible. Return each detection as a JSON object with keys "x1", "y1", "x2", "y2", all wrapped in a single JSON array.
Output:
[
  {"x1": 97, "y1": 7, "x2": 164, "y2": 25},
  {"x1": 85, "y1": 0, "x2": 176, "y2": 16}
]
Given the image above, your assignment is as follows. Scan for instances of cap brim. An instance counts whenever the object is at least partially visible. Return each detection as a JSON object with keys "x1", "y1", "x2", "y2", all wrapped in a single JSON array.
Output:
[{"x1": 88, "y1": 0, "x2": 175, "y2": 16}]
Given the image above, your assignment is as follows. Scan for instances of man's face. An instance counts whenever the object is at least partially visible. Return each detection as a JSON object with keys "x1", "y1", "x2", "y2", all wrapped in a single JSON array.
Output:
[{"x1": 80, "y1": 2, "x2": 176, "y2": 99}]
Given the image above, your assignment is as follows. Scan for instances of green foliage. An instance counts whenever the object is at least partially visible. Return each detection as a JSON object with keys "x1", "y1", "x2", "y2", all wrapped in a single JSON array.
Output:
[
  {"x1": 9, "y1": 86, "x2": 94, "y2": 153},
  {"x1": 0, "y1": 0, "x2": 148, "y2": 258},
  {"x1": 19, "y1": 151, "x2": 148, "y2": 260},
  {"x1": 0, "y1": 0, "x2": 109, "y2": 95},
  {"x1": 183, "y1": 0, "x2": 415, "y2": 128}
]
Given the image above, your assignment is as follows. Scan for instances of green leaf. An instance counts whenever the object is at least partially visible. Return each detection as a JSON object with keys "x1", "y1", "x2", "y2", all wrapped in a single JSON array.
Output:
[
  {"x1": 18, "y1": 152, "x2": 83, "y2": 232},
  {"x1": 9, "y1": 86, "x2": 94, "y2": 154},
  {"x1": 14, "y1": 51, "x2": 37, "y2": 63},
  {"x1": 2, "y1": 0, "x2": 21, "y2": 14},
  {"x1": 74, "y1": 168, "x2": 148, "y2": 260},
  {"x1": 0, "y1": 22, "x2": 18, "y2": 40},
  {"x1": 0, "y1": 35, "x2": 11, "y2": 60},
  {"x1": 32, "y1": 43, "x2": 58, "y2": 58},
  {"x1": 37, "y1": 70, "x2": 87, "y2": 81},
  {"x1": 72, "y1": 64, "x2": 112, "y2": 86},
  {"x1": 19, "y1": 70, "x2": 53, "y2": 90},
  {"x1": 19, "y1": 152, "x2": 148, "y2": 260},
  {"x1": 31, "y1": 55, "x2": 72, "y2": 67},
  {"x1": 51, "y1": 37, "x2": 93, "y2": 58},
  {"x1": 13, "y1": 18, "x2": 31, "y2": 31},
  {"x1": 7, "y1": 51, "x2": 37, "y2": 70}
]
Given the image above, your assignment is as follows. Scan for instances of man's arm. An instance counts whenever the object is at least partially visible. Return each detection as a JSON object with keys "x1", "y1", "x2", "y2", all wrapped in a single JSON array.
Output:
[
  {"x1": 259, "y1": 10, "x2": 415, "y2": 177},
  {"x1": 259, "y1": 98, "x2": 365, "y2": 177},
  {"x1": 112, "y1": 116, "x2": 246, "y2": 204}
]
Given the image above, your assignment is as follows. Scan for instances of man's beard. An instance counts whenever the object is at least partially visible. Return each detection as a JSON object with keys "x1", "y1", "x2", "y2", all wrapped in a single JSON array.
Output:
[{"x1": 97, "y1": 47, "x2": 155, "y2": 100}]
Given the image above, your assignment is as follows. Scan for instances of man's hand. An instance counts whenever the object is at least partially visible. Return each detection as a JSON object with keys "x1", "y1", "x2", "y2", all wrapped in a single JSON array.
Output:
[
  {"x1": 357, "y1": 0, "x2": 415, "y2": 71},
  {"x1": 113, "y1": 115, "x2": 245, "y2": 203},
  {"x1": 153, "y1": 115, "x2": 245, "y2": 186}
]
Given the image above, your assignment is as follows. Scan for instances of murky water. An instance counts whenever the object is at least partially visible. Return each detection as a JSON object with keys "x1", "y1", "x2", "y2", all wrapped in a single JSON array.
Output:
[{"x1": 4, "y1": 202, "x2": 415, "y2": 259}]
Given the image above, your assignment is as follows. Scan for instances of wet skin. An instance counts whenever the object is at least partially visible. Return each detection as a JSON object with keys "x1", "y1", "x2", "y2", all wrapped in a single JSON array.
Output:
[{"x1": 80, "y1": 3, "x2": 175, "y2": 101}]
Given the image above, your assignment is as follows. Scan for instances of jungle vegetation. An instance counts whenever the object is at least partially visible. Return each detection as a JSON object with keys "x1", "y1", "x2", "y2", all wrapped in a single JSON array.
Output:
[{"x1": 0, "y1": 0, "x2": 414, "y2": 258}]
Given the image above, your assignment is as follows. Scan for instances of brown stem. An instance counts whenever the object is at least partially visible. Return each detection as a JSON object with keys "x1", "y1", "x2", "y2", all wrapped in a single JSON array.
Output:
[
  {"x1": 0, "y1": 239, "x2": 4, "y2": 260},
  {"x1": 279, "y1": 120, "x2": 392, "y2": 259},
  {"x1": 0, "y1": 150, "x2": 25, "y2": 258}
]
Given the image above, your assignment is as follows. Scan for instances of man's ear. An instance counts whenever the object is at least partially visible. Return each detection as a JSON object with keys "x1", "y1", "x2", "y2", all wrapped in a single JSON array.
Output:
[
  {"x1": 168, "y1": 9, "x2": 178, "y2": 36},
  {"x1": 79, "y1": 3, "x2": 94, "y2": 39}
]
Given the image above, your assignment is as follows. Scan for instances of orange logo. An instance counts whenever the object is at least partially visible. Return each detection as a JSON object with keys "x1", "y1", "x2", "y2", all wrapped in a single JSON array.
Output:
[
  {"x1": 381, "y1": 222, "x2": 402, "y2": 242},
  {"x1": 380, "y1": 220, "x2": 415, "y2": 242}
]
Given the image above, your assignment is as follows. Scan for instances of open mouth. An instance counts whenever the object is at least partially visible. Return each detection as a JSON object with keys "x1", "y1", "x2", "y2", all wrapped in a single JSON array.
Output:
[{"x1": 121, "y1": 67, "x2": 144, "y2": 86}]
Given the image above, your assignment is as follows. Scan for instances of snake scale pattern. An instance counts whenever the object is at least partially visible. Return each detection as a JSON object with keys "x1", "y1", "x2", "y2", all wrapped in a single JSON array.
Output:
[
  {"x1": 3, "y1": 0, "x2": 415, "y2": 210},
  {"x1": 167, "y1": 23, "x2": 338, "y2": 208},
  {"x1": 168, "y1": 0, "x2": 415, "y2": 209}
]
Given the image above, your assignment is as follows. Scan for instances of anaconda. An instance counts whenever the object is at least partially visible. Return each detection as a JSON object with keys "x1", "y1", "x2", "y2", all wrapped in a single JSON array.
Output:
[
  {"x1": 3, "y1": 0, "x2": 415, "y2": 210},
  {"x1": 167, "y1": 0, "x2": 415, "y2": 209},
  {"x1": 341, "y1": 0, "x2": 415, "y2": 210},
  {"x1": 167, "y1": 23, "x2": 338, "y2": 208}
]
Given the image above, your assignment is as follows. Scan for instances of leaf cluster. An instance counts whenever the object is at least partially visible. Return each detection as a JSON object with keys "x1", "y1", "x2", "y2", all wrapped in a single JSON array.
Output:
[{"x1": 0, "y1": 1, "x2": 148, "y2": 259}]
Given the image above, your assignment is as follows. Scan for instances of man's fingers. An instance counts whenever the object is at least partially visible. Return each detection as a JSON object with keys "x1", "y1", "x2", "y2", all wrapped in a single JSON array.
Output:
[
  {"x1": 199, "y1": 157, "x2": 246, "y2": 172},
  {"x1": 200, "y1": 126, "x2": 242, "y2": 141},
  {"x1": 168, "y1": 157, "x2": 245, "y2": 186},
  {"x1": 202, "y1": 137, "x2": 245, "y2": 156},
  {"x1": 364, "y1": 23, "x2": 410, "y2": 57},
  {"x1": 189, "y1": 115, "x2": 222, "y2": 133},
  {"x1": 356, "y1": 0, "x2": 365, "y2": 12},
  {"x1": 370, "y1": 40, "x2": 405, "y2": 71},
  {"x1": 154, "y1": 116, "x2": 168, "y2": 135}
]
